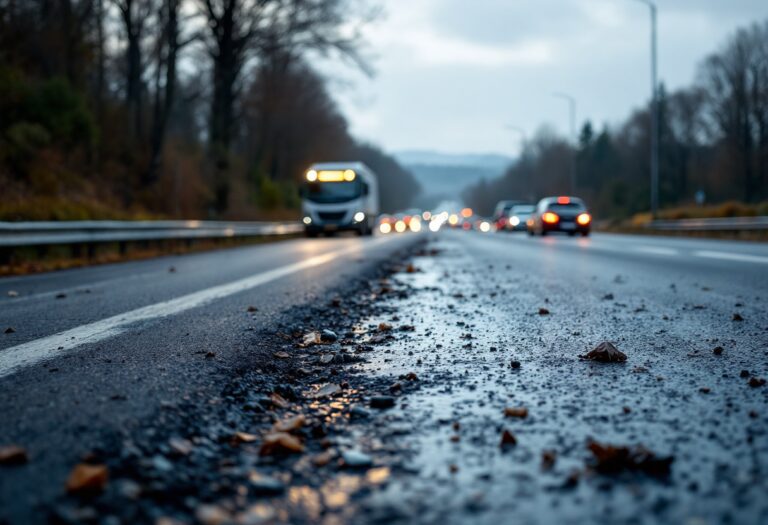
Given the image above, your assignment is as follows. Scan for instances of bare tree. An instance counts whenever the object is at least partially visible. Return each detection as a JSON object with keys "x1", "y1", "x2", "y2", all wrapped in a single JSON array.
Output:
[{"x1": 112, "y1": 0, "x2": 154, "y2": 140}]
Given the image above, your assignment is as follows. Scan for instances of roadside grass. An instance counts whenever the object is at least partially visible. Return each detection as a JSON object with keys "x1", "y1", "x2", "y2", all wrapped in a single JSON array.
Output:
[{"x1": 593, "y1": 200, "x2": 768, "y2": 241}]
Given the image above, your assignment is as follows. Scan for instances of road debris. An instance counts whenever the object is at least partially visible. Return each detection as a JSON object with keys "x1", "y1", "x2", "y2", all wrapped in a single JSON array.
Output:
[{"x1": 579, "y1": 341, "x2": 627, "y2": 362}]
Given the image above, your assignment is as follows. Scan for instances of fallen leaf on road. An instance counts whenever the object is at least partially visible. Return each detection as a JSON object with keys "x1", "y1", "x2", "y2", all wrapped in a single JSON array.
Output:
[
  {"x1": 404, "y1": 372, "x2": 419, "y2": 381},
  {"x1": 0, "y1": 445, "x2": 28, "y2": 465},
  {"x1": 504, "y1": 407, "x2": 528, "y2": 418},
  {"x1": 312, "y1": 450, "x2": 334, "y2": 466},
  {"x1": 406, "y1": 264, "x2": 418, "y2": 273},
  {"x1": 274, "y1": 351, "x2": 290, "y2": 359},
  {"x1": 541, "y1": 450, "x2": 557, "y2": 471},
  {"x1": 232, "y1": 431, "x2": 258, "y2": 444},
  {"x1": 247, "y1": 305, "x2": 258, "y2": 312},
  {"x1": 587, "y1": 440, "x2": 673, "y2": 476},
  {"x1": 259, "y1": 432, "x2": 304, "y2": 456},
  {"x1": 377, "y1": 323, "x2": 392, "y2": 332},
  {"x1": 195, "y1": 504, "x2": 230, "y2": 525},
  {"x1": 319, "y1": 354, "x2": 334, "y2": 364},
  {"x1": 538, "y1": 308, "x2": 550, "y2": 315},
  {"x1": 579, "y1": 341, "x2": 627, "y2": 363},
  {"x1": 699, "y1": 387, "x2": 711, "y2": 394},
  {"x1": 732, "y1": 313, "x2": 744, "y2": 321},
  {"x1": 313, "y1": 383, "x2": 341, "y2": 398},
  {"x1": 66, "y1": 463, "x2": 108, "y2": 494},
  {"x1": 713, "y1": 346, "x2": 724, "y2": 355},
  {"x1": 272, "y1": 415, "x2": 306, "y2": 433},
  {"x1": 749, "y1": 377, "x2": 766, "y2": 388},
  {"x1": 500, "y1": 429, "x2": 517, "y2": 448},
  {"x1": 169, "y1": 438, "x2": 193, "y2": 456}
]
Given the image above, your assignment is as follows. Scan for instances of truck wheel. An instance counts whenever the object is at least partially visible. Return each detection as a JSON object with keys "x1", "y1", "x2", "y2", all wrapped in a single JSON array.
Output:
[{"x1": 305, "y1": 229, "x2": 318, "y2": 238}]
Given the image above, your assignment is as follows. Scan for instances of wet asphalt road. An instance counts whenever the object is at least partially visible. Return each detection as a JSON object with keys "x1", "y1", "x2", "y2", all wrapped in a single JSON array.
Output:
[{"x1": 0, "y1": 230, "x2": 767, "y2": 524}]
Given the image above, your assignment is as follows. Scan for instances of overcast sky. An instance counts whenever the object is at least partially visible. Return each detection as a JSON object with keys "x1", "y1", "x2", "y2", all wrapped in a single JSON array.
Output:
[{"x1": 318, "y1": 0, "x2": 768, "y2": 157}]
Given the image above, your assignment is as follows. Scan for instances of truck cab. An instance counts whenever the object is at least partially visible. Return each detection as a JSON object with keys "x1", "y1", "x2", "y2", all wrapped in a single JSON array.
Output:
[{"x1": 301, "y1": 162, "x2": 379, "y2": 237}]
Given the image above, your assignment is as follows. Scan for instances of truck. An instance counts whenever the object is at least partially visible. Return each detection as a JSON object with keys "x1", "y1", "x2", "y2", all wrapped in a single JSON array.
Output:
[{"x1": 301, "y1": 162, "x2": 379, "y2": 237}]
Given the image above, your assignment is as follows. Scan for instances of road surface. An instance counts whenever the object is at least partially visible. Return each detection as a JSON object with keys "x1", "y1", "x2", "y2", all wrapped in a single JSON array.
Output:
[{"x1": 0, "y1": 230, "x2": 766, "y2": 524}]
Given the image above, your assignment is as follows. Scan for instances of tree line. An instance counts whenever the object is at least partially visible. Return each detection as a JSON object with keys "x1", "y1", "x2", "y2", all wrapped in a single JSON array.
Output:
[
  {"x1": 464, "y1": 19, "x2": 768, "y2": 219},
  {"x1": 0, "y1": 0, "x2": 420, "y2": 220}
]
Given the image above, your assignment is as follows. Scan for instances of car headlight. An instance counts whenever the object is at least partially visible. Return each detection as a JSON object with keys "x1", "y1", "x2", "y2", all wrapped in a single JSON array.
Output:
[
  {"x1": 510, "y1": 216, "x2": 520, "y2": 226},
  {"x1": 302, "y1": 216, "x2": 312, "y2": 225},
  {"x1": 353, "y1": 212, "x2": 365, "y2": 223}
]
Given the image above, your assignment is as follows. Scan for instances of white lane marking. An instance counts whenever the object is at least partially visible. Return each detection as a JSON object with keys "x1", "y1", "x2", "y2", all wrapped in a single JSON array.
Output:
[
  {"x1": 0, "y1": 239, "x2": 388, "y2": 379},
  {"x1": 693, "y1": 250, "x2": 768, "y2": 265},
  {"x1": 634, "y1": 245, "x2": 678, "y2": 256}
]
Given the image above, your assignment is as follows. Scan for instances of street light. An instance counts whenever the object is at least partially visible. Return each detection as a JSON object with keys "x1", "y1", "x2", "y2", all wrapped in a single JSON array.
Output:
[
  {"x1": 630, "y1": 0, "x2": 659, "y2": 217},
  {"x1": 552, "y1": 92, "x2": 577, "y2": 193},
  {"x1": 505, "y1": 125, "x2": 527, "y2": 153}
]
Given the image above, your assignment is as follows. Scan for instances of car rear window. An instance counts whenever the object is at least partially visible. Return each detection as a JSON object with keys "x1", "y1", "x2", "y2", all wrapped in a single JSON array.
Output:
[{"x1": 548, "y1": 203, "x2": 585, "y2": 213}]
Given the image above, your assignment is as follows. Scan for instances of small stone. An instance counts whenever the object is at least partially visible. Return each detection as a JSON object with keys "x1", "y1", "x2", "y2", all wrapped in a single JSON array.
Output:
[
  {"x1": 740, "y1": 370, "x2": 751, "y2": 378},
  {"x1": 732, "y1": 313, "x2": 744, "y2": 321},
  {"x1": 749, "y1": 377, "x2": 766, "y2": 388},
  {"x1": 349, "y1": 406, "x2": 371, "y2": 419},
  {"x1": 699, "y1": 387, "x2": 711, "y2": 394},
  {"x1": 4, "y1": 327, "x2": 14, "y2": 334},
  {"x1": 341, "y1": 449, "x2": 373, "y2": 468},
  {"x1": 247, "y1": 305, "x2": 258, "y2": 312},
  {"x1": 249, "y1": 473, "x2": 285, "y2": 495},
  {"x1": 370, "y1": 396, "x2": 396, "y2": 409},
  {"x1": 510, "y1": 360, "x2": 521, "y2": 369},
  {"x1": 538, "y1": 308, "x2": 550, "y2": 315},
  {"x1": 320, "y1": 329, "x2": 338, "y2": 343},
  {"x1": 712, "y1": 346, "x2": 723, "y2": 355}
]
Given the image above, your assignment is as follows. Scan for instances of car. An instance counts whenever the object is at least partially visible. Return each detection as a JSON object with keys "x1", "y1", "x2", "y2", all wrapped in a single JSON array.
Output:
[
  {"x1": 504, "y1": 204, "x2": 535, "y2": 232},
  {"x1": 527, "y1": 196, "x2": 591, "y2": 237},
  {"x1": 493, "y1": 200, "x2": 527, "y2": 229}
]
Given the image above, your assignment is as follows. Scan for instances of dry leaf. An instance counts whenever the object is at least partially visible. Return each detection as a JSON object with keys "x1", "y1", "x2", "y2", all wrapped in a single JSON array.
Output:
[
  {"x1": 232, "y1": 431, "x2": 258, "y2": 444},
  {"x1": 503, "y1": 407, "x2": 528, "y2": 418},
  {"x1": 500, "y1": 429, "x2": 517, "y2": 448},
  {"x1": 579, "y1": 341, "x2": 627, "y2": 362},
  {"x1": 259, "y1": 432, "x2": 304, "y2": 456},
  {"x1": 272, "y1": 415, "x2": 306, "y2": 433},
  {"x1": 0, "y1": 445, "x2": 28, "y2": 465},
  {"x1": 270, "y1": 393, "x2": 290, "y2": 409},
  {"x1": 587, "y1": 440, "x2": 673, "y2": 476},
  {"x1": 66, "y1": 463, "x2": 108, "y2": 494},
  {"x1": 377, "y1": 323, "x2": 392, "y2": 332}
]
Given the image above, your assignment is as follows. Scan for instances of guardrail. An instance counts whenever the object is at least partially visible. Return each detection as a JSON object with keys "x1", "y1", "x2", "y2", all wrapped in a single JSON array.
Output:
[
  {"x1": 648, "y1": 216, "x2": 768, "y2": 231},
  {"x1": 0, "y1": 220, "x2": 303, "y2": 247}
]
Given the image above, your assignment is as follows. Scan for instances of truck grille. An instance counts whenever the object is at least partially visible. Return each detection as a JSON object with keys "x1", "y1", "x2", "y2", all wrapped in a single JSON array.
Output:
[{"x1": 318, "y1": 211, "x2": 346, "y2": 222}]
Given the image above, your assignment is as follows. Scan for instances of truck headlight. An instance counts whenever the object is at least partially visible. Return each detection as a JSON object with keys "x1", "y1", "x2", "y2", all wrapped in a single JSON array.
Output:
[
  {"x1": 353, "y1": 212, "x2": 365, "y2": 223},
  {"x1": 302, "y1": 216, "x2": 312, "y2": 225}
]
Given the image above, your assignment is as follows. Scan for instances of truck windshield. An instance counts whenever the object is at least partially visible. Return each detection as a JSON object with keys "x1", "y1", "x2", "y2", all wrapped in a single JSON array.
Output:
[{"x1": 305, "y1": 181, "x2": 361, "y2": 203}]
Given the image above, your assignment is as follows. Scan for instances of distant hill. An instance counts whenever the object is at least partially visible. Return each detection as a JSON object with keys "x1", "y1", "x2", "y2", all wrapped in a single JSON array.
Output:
[{"x1": 394, "y1": 150, "x2": 514, "y2": 207}]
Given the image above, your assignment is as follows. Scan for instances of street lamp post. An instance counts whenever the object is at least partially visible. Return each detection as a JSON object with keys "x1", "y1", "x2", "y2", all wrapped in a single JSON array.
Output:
[
  {"x1": 552, "y1": 92, "x2": 577, "y2": 193},
  {"x1": 632, "y1": 0, "x2": 659, "y2": 217},
  {"x1": 505, "y1": 125, "x2": 527, "y2": 153}
]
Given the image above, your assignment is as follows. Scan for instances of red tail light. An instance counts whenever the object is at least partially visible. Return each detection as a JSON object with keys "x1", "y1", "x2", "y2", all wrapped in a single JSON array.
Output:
[
  {"x1": 576, "y1": 213, "x2": 591, "y2": 226},
  {"x1": 557, "y1": 196, "x2": 570, "y2": 204},
  {"x1": 542, "y1": 212, "x2": 559, "y2": 224}
]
